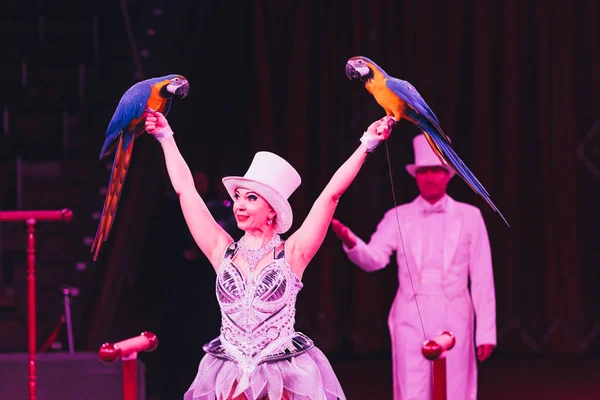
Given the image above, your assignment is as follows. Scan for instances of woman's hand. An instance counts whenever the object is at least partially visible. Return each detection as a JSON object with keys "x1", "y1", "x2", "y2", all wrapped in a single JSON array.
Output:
[
  {"x1": 367, "y1": 115, "x2": 395, "y2": 140},
  {"x1": 144, "y1": 109, "x2": 173, "y2": 142},
  {"x1": 144, "y1": 109, "x2": 169, "y2": 134},
  {"x1": 361, "y1": 115, "x2": 396, "y2": 152}
]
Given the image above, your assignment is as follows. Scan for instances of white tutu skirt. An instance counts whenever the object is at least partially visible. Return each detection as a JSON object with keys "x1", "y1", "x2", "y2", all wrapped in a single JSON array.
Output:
[{"x1": 183, "y1": 347, "x2": 346, "y2": 400}]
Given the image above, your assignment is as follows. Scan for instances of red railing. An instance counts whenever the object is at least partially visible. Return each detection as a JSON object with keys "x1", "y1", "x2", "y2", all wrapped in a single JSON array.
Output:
[{"x1": 0, "y1": 209, "x2": 73, "y2": 400}]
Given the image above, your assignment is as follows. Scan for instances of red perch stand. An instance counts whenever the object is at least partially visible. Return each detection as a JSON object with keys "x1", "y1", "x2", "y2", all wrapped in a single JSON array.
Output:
[
  {"x1": 99, "y1": 332, "x2": 158, "y2": 400},
  {"x1": 422, "y1": 331, "x2": 456, "y2": 400}
]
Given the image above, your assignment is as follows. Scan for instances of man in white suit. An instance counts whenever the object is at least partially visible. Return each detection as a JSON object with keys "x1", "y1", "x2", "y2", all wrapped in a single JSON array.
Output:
[{"x1": 331, "y1": 134, "x2": 496, "y2": 400}]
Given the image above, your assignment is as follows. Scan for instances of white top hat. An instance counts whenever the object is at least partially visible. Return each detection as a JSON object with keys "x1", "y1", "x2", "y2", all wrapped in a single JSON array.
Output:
[
  {"x1": 222, "y1": 151, "x2": 301, "y2": 234},
  {"x1": 405, "y1": 134, "x2": 456, "y2": 178}
]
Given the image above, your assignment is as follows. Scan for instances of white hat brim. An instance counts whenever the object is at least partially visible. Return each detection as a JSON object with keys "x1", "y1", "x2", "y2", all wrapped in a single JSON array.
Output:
[
  {"x1": 221, "y1": 176, "x2": 293, "y2": 234},
  {"x1": 406, "y1": 164, "x2": 456, "y2": 178}
]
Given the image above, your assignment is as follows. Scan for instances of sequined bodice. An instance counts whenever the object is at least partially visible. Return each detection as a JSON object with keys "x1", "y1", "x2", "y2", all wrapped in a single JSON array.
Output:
[{"x1": 215, "y1": 241, "x2": 304, "y2": 372}]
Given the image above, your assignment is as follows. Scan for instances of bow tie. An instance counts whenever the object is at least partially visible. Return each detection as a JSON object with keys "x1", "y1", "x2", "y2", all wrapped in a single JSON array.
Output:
[{"x1": 422, "y1": 203, "x2": 445, "y2": 215}]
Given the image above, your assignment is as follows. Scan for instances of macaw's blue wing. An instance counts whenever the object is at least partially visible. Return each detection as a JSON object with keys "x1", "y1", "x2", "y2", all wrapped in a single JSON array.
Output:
[
  {"x1": 99, "y1": 83, "x2": 152, "y2": 160},
  {"x1": 386, "y1": 78, "x2": 509, "y2": 227},
  {"x1": 92, "y1": 82, "x2": 151, "y2": 260},
  {"x1": 385, "y1": 78, "x2": 448, "y2": 141}
]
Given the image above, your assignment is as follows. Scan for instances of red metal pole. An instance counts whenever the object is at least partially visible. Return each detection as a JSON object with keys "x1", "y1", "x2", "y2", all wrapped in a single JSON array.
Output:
[
  {"x1": 0, "y1": 209, "x2": 73, "y2": 400},
  {"x1": 122, "y1": 356, "x2": 138, "y2": 400},
  {"x1": 27, "y1": 219, "x2": 36, "y2": 400},
  {"x1": 432, "y1": 357, "x2": 447, "y2": 400}
]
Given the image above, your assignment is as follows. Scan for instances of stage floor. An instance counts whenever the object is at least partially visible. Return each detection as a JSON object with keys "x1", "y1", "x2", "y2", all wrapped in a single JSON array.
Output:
[
  {"x1": 2, "y1": 353, "x2": 598, "y2": 399},
  {"x1": 330, "y1": 354, "x2": 600, "y2": 400}
]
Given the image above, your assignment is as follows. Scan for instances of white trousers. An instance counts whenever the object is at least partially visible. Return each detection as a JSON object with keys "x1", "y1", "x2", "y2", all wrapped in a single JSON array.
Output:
[{"x1": 388, "y1": 289, "x2": 478, "y2": 400}]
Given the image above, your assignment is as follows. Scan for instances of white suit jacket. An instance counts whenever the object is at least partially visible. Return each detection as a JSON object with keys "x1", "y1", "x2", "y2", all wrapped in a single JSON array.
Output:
[{"x1": 344, "y1": 195, "x2": 497, "y2": 346}]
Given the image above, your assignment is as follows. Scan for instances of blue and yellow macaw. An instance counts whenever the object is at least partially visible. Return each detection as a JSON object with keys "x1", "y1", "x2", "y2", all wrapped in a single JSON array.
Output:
[
  {"x1": 345, "y1": 56, "x2": 509, "y2": 226},
  {"x1": 91, "y1": 74, "x2": 190, "y2": 261}
]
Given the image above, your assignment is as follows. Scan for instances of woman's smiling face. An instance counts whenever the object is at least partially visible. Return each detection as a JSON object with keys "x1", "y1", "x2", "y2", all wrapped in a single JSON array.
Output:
[{"x1": 232, "y1": 187, "x2": 275, "y2": 231}]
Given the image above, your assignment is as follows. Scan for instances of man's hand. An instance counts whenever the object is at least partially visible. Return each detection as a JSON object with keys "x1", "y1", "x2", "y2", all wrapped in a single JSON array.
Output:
[
  {"x1": 331, "y1": 218, "x2": 357, "y2": 249},
  {"x1": 477, "y1": 344, "x2": 495, "y2": 362}
]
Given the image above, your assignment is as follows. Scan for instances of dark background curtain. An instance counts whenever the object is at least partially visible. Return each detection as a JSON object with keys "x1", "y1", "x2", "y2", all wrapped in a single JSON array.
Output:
[{"x1": 77, "y1": 0, "x2": 600, "y2": 394}]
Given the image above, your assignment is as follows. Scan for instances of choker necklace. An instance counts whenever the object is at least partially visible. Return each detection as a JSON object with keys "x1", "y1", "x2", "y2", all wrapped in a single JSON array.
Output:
[{"x1": 238, "y1": 234, "x2": 282, "y2": 272}]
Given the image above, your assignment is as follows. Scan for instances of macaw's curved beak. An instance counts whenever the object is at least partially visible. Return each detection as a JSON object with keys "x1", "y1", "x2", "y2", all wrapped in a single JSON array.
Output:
[
  {"x1": 345, "y1": 62, "x2": 362, "y2": 81},
  {"x1": 175, "y1": 80, "x2": 189, "y2": 98},
  {"x1": 167, "y1": 79, "x2": 190, "y2": 98}
]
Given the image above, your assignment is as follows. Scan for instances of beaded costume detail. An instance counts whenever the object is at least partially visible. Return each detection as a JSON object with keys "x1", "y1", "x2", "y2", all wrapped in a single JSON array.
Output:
[
  {"x1": 208, "y1": 239, "x2": 313, "y2": 386},
  {"x1": 185, "y1": 239, "x2": 345, "y2": 400}
]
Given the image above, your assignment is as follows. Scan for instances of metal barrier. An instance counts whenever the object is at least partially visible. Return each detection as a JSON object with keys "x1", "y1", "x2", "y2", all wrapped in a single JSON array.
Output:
[{"x1": 0, "y1": 209, "x2": 74, "y2": 400}]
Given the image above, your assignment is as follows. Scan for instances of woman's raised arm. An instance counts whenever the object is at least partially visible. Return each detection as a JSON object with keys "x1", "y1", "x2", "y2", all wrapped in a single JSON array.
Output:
[
  {"x1": 286, "y1": 116, "x2": 395, "y2": 276},
  {"x1": 145, "y1": 111, "x2": 232, "y2": 269}
]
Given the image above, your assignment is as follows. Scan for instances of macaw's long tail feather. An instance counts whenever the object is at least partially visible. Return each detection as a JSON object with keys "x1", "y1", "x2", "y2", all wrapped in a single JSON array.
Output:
[
  {"x1": 417, "y1": 120, "x2": 510, "y2": 227},
  {"x1": 91, "y1": 134, "x2": 135, "y2": 260},
  {"x1": 99, "y1": 124, "x2": 144, "y2": 161},
  {"x1": 99, "y1": 136, "x2": 120, "y2": 160}
]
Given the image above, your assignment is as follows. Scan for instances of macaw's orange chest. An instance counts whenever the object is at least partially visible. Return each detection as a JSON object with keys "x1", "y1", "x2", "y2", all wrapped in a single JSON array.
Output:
[
  {"x1": 366, "y1": 79, "x2": 407, "y2": 121},
  {"x1": 147, "y1": 85, "x2": 170, "y2": 112},
  {"x1": 128, "y1": 86, "x2": 169, "y2": 130}
]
